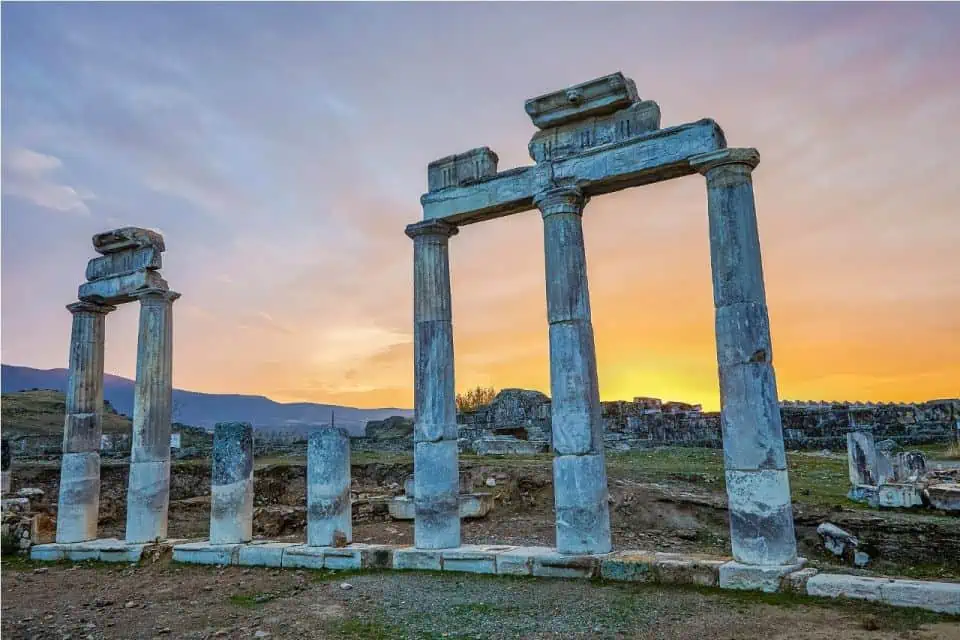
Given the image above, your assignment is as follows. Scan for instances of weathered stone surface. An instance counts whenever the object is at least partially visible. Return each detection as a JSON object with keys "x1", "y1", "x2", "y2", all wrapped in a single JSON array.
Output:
[
  {"x1": 817, "y1": 522, "x2": 858, "y2": 558},
  {"x1": 529, "y1": 100, "x2": 660, "y2": 163},
  {"x1": 441, "y1": 544, "x2": 515, "y2": 574},
  {"x1": 324, "y1": 543, "x2": 395, "y2": 570},
  {"x1": 78, "y1": 270, "x2": 169, "y2": 304},
  {"x1": 495, "y1": 546, "x2": 554, "y2": 576},
  {"x1": 525, "y1": 72, "x2": 639, "y2": 129},
  {"x1": 653, "y1": 553, "x2": 725, "y2": 586},
  {"x1": 553, "y1": 453, "x2": 611, "y2": 555},
  {"x1": 880, "y1": 578, "x2": 960, "y2": 614},
  {"x1": 30, "y1": 538, "x2": 160, "y2": 564},
  {"x1": 280, "y1": 544, "x2": 325, "y2": 570},
  {"x1": 56, "y1": 452, "x2": 100, "y2": 543},
  {"x1": 847, "y1": 429, "x2": 878, "y2": 486},
  {"x1": 393, "y1": 546, "x2": 443, "y2": 570},
  {"x1": 926, "y1": 484, "x2": 960, "y2": 511},
  {"x1": 85, "y1": 246, "x2": 162, "y2": 281},
  {"x1": 237, "y1": 542, "x2": 298, "y2": 568},
  {"x1": 92, "y1": 226, "x2": 165, "y2": 254},
  {"x1": 413, "y1": 321, "x2": 457, "y2": 442},
  {"x1": 725, "y1": 469, "x2": 797, "y2": 566},
  {"x1": 806, "y1": 574, "x2": 885, "y2": 601},
  {"x1": 210, "y1": 422, "x2": 254, "y2": 544},
  {"x1": 548, "y1": 322, "x2": 603, "y2": 455},
  {"x1": 125, "y1": 460, "x2": 170, "y2": 543},
  {"x1": 718, "y1": 362, "x2": 786, "y2": 471},
  {"x1": 389, "y1": 492, "x2": 492, "y2": 521},
  {"x1": 718, "y1": 559, "x2": 806, "y2": 593},
  {"x1": 783, "y1": 567, "x2": 819, "y2": 593},
  {"x1": 307, "y1": 427, "x2": 352, "y2": 547},
  {"x1": 877, "y1": 483, "x2": 924, "y2": 508},
  {"x1": 600, "y1": 551, "x2": 655, "y2": 582},
  {"x1": 427, "y1": 147, "x2": 498, "y2": 192},
  {"x1": 414, "y1": 440, "x2": 460, "y2": 549},
  {"x1": 532, "y1": 549, "x2": 602, "y2": 579},
  {"x1": 420, "y1": 119, "x2": 726, "y2": 224},
  {"x1": 172, "y1": 541, "x2": 241, "y2": 566},
  {"x1": 714, "y1": 302, "x2": 772, "y2": 369}
]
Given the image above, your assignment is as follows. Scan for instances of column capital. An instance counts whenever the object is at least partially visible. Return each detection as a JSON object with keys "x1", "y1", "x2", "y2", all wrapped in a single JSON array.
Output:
[
  {"x1": 132, "y1": 288, "x2": 181, "y2": 304},
  {"x1": 533, "y1": 186, "x2": 587, "y2": 218},
  {"x1": 405, "y1": 220, "x2": 458, "y2": 240},
  {"x1": 689, "y1": 148, "x2": 759, "y2": 175},
  {"x1": 66, "y1": 300, "x2": 117, "y2": 315}
]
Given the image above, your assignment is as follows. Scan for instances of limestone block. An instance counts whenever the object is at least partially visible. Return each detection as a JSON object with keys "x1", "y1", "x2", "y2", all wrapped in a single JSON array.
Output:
[
  {"x1": 880, "y1": 579, "x2": 960, "y2": 614},
  {"x1": 599, "y1": 550, "x2": 656, "y2": 582},
  {"x1": 548, "y1": 322, "x2": 603, "y2": 456},
  {"x1": 532, "y1": 549, "x2": 602, "y2": 579},
  {"x1": 877, "y1": 483, "x2": 924, "y2": 508},
  {"x1": 85, "y1": 247, "x2": 162, "y2": 281},
  {"x1": 847, "y1": 430, "x2": 878, "y2": 486},
  {"x1": 281, "y1": 545, "x2": 325, "y2": 570},
  {"x1": 172, "y1": 541, "x2": 241, "y2": 566},
  {"x1": 783, "y1": 567, "x2": 819, "y2": 594},
  {"x1": 388, "y1": 496, "x2": 415, "y2": 520},
  {"x1": 714, "y1": 302, "x2": 773, "y2": 369},
  {"x1": 525, "y1": 72, "x2": 639, "y2": 129},
  {"x1": 848, "y1": 484, "x2": 879, "y2": 507},
  {"x1": 718, "y1": 559, "x2": 806, "y2": 593},
  {"x1": 529, "y1": 101, "x2": 660, "y2": 163},
  {"x1": 458, "y1": 492, "x2": 494, "y2": 519},
  {"x1": 441, "y1": 545, "x2": 515, "y2": 575},
  {"x1": 125, "y1": 460, "x2": 170, "y2": 543},
  {"x1": 30, "y1": 543, "x2": 66, "y2": 562},
  {"x1": 926, "y1": 484, "x2": 960, "y2": 511},
  {"x1": 324, "y1": 543, "x2": 395, "y2": 570},
  {"x1": 427, "y1": 147, "x2": 498, "y2": 192},
  {"x1": 92, "y1": 227, "x2": 165, "y2": 254},
  {"x1": 78, "y1": 270, "x2": 168, "y2": 304},
  {"x1": 653, "y1": 553, "x2": 725, "y2": 587},
  {"x1": 237, "y1": 542, "x2": 298, "y2": 568},
  {"x1": 413, "y1": 321, "x2": 457, "y2": 442},
  {"x1": 393, "y1": 547, "x2": 443, "y2": 571},
  {"x1": 817, "y1": 522, "x2": 858, "y2": 558},
  {"x1": 56, "y1": 452, "x2": 100, "y2": 544},
  {"x1": 805, "y1": 574, "x2": 885, "y2": 602},
  {"x1": 414, "y1": 440, "x2": 460, "y2": 550},
  {"x1": 306, "y1": 427, "x2": 352, "y2": 547},
  {"x1": 553, "y1": 453, "x2": 611, "y2": 555},
  {"x1": 718, "y1": 362, "x2": 786, "y2": 471},
  {"x1": 725, "y1": 468, "x2": 797, "y2": 566},
  {"x1": 211, "y1": 422, "x2": 254, "y2": 545},
  {"x1": 495, "y1": 546, "x2": 555, "y2": 576},
  {"x1": 420, "y1": 120, "x2": 726, "y2": 224}
]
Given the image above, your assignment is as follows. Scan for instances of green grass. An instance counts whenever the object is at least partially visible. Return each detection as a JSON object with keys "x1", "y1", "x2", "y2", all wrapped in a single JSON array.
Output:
[
  {"x1": 914, "y1": 442, "x2": 960, "y2": 461},
  {"x1": 1, "y1": 390, "x2": 131, "y2": 436}
]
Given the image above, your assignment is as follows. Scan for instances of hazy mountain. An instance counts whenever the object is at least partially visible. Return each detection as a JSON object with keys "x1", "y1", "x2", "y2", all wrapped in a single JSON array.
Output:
[{"x1": 1, "y1": 364, "x2": 412, "y2": 436}]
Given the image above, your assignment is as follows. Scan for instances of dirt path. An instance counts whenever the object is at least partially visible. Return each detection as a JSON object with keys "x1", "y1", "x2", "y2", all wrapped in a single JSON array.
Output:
[{"x1": 3, "y1": 560, "x2": 958, "y2": 640}]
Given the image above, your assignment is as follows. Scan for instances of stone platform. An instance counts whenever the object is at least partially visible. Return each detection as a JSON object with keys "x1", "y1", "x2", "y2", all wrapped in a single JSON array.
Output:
[{"x1": 29, "y1": 539, "x2": 960, "y2": 615}]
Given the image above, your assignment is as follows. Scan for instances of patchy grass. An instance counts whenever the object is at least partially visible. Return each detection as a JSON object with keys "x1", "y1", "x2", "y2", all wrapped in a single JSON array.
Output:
[
  {"x1": 322, "y1": 618, "x2": 409, "y2": 640},
  {"x1": 915, "y1": 441, "x2": 960, "y2": 461},
  {"x1": 2, "y1": 390, "x2": 131, "y2": 436}
]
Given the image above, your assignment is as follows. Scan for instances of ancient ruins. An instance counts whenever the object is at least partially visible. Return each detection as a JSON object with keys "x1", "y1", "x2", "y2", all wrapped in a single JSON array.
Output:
[
  {"x1": 407, "y1": 71, "x2": 795, "y2": 570},
  {"x1": 25, "y1": 73, "x2": 960, "y2": 615},
  {"x1": 56, "y1": 227, "x2": 179, "y2": 546}
]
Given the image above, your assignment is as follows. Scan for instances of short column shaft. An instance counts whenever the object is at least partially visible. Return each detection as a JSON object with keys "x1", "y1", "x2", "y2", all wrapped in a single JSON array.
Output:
[
  {"x1": 536, "y1": 187, "x2": 611, "y2": 555},
  {"x1": 210, "y1": 422, "x2": 254, "y2": 544},
  {"x1": 126, "y1": 288, "x2": 180, "y2": 543},
  {"x1": 406, "y1": 220, "x2": 460, "y2": 549},
  {"x1": 307, "y1": 427, "x2": 352, "y2": 546},
  {"x1": 57, "y1": 301, "x2": 114, "y2": 543},
  {"x1": 692, "y1": 148, "x2": 797, "y2": 566}
]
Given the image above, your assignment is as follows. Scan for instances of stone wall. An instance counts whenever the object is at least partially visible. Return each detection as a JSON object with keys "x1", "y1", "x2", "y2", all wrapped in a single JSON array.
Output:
[{"x1": 456, "y1": 390, "x2": 959, "y2": 452}]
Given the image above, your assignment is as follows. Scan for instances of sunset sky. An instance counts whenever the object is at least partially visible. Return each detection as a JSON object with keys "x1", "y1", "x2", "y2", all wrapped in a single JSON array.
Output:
[{"x1": 2, "y1": 3, "x2": 958, "y2": 411}]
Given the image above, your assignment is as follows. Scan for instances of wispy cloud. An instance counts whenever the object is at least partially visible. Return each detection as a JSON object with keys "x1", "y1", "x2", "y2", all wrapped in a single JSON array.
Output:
[{"x1": 1, "y1": 147, "x2": 93, "y2": 214}]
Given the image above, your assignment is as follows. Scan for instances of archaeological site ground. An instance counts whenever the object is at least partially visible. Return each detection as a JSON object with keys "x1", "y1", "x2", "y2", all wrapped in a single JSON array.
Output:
[{"x1": 2, "y1": 71, "x2": 959, "y2": 639}]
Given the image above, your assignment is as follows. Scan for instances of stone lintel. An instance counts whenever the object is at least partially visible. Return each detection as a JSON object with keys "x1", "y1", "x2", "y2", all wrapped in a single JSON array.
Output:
[
  {"x1": 689, "y1": 148, "x2": 760, "y2": 175},
  {"x1": 92, "y1": 227, "x2": 165, "y2": 255},
  {"x1": 420, "y1": 119, "x2": 726, "y2": 225},
  {"x1": 525, "y1": 72, "x2": 640, "y2": 129},
  {"x1": 66, "y1": 300, "x2": 117, "y2": 315},
  {"x1": 528, "y1": 100, "x2": 661, "y2": 163},
  {"x1": 405, "y1": 219, "x2": 459, "y2": 239},
  {"x1": 78, "y1": 270, "x2": 169, "y2": 305},
  {"x1": 427, "y1": 147, "x2": 499, "y2": 192}
]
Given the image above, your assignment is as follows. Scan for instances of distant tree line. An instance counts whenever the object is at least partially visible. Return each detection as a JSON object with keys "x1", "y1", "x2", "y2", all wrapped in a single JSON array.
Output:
[{"x1": 456, "y1": 386, "x2": 497, "y2": 413}]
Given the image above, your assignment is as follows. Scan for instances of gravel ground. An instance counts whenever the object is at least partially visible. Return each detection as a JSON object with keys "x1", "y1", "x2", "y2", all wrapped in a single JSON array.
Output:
[{"x1": 2, "y1": 559, "x2": 959, "y2": 640}]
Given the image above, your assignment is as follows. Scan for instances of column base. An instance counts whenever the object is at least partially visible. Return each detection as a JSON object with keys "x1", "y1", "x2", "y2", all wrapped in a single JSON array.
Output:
[
  {"x1": 414, "y1": 440, "x2": 460, "y2": 550},
  {"x1": 125, "y1": 459, "x2": 171, "y2": 543},
  {"x1": 725, "y1": 468, "x2": 797, "y2": 566},
  {"x1": 719, "y1": 558, "x2": 807, "y2": 593},
  {"x1": 553, "y1": 453, "x2": 611, "y2": 555}
]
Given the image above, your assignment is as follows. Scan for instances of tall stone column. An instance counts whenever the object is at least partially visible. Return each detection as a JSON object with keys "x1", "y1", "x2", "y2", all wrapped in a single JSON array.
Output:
[
  {"x1": 307, "y1": 427, "x2": 352, "y2": 546},
  {"x1": 125, "y1": 288, "x2": 180, "y2": 543},
  {"x1": 210, "y1": 422, "x2": 254, "y2": 544},
  {"x1": 405, "y1": 220, "x2": 460, "y2": 550},
  {"x1": 57, "y1": 301, "x2": 114, "y2": 543},
  {"x1": 691, "y1": 148, "x2": 798, "y2": 566},
  {"x1": 535, "y1": 186, "x2": 611, "y2": 556}
]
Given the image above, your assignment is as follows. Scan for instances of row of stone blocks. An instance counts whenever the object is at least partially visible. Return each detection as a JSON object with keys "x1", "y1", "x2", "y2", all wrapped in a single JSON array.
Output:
[{"x1": 30, "y1": 540, "x2": 959, "y2": 614}]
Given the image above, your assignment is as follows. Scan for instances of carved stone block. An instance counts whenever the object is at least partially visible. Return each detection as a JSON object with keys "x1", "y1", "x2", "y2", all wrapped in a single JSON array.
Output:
[
  {"x1": 78, "y1": 270, "x2": 168, "y2": 304},
  {"x1": 529, "y1": 101, "x2": 661, "y2": 162},
  {"x1": 92, "y1": 227, "x2": 165, "y2": 255},
  {"x1": 85, "y1": 247, "x2": 162, "y2": 281},
  {"x1": 427, "y1": 147, "x2": 499, "y2": 192},
  {"x1": 525, "y1": 72, "x2": 639, "y2": 130}
]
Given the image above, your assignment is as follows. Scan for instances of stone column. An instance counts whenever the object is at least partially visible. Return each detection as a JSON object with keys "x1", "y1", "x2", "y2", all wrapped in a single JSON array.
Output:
[
  {"x1": 535, "y1": 186, "x2": 611, "y2": 556},
  {"x1": 405, "y1": 220, "x2": 460, "y2": 550},
  {"x1": 307, "y1": 427, "x2": 352, "y2": 546},
  {"x1": 125, "y1": 288, "x2": 180, "y2": 543},
  {"x1": 57, "y1": 300, "x2": 114, "y2": 543},
  {"x1": 210, "y1": 422, "x2": 254, "y2": 544},
  {"x1": 691, "y1": 148, "x2": 797, "y2": 566},
  {"x1": 1, "y1": 438, "x2": 11, "y2": 495}
]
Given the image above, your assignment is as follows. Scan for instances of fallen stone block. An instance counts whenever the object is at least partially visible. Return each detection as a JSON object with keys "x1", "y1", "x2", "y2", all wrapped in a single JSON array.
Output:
[
  {"x1": 926, "y1": 484, "x2": 960, "y2": 512},
  {"x1": 652, "y1": 553, "x2": 725, "y2": 587},
  {"x1": 600, "y1": 551, "x2": 656, "y2": 582},
  {"x1": 816, "y1": 522, "x2": 858, "y2": 558},
  {"x1": 93, "y1": 227, "x2": 165, "y2": 254},
  {"x1": 806, "y1": 574, "x2": 885, "y2": 602},
  {"x1": 877, "y1": 483, "x2": 924, "y2": 508},
  {"x1": 280, "y1": 545, "x2": 325, "y2": 570},
  {"x1": 393, "y1": 547, "x2": 443, "y2": 571},
  {"x1": 237, "y1": 542, "x2": 298, "y2": 568},
  {"x1": 718, "y1": 559, "x2": 806, "y2": 593},
  {"x1": 782, "y1": 568, "x2": 819, "y2": 594},
  {"x1": 848, "y1": 484, "x2": 879, "y2": 507},
  {"x1": 172, "y1": 541, "x2": 241, "y2": 566},
  {"x1": 880, "y1": 579, "x2": 960, "y2": 614}
]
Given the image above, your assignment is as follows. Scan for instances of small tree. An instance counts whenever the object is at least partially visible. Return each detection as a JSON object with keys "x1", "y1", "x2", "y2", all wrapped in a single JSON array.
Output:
[{"x1": 456, "y1": 385, "x2": 497, "y2": 413}]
